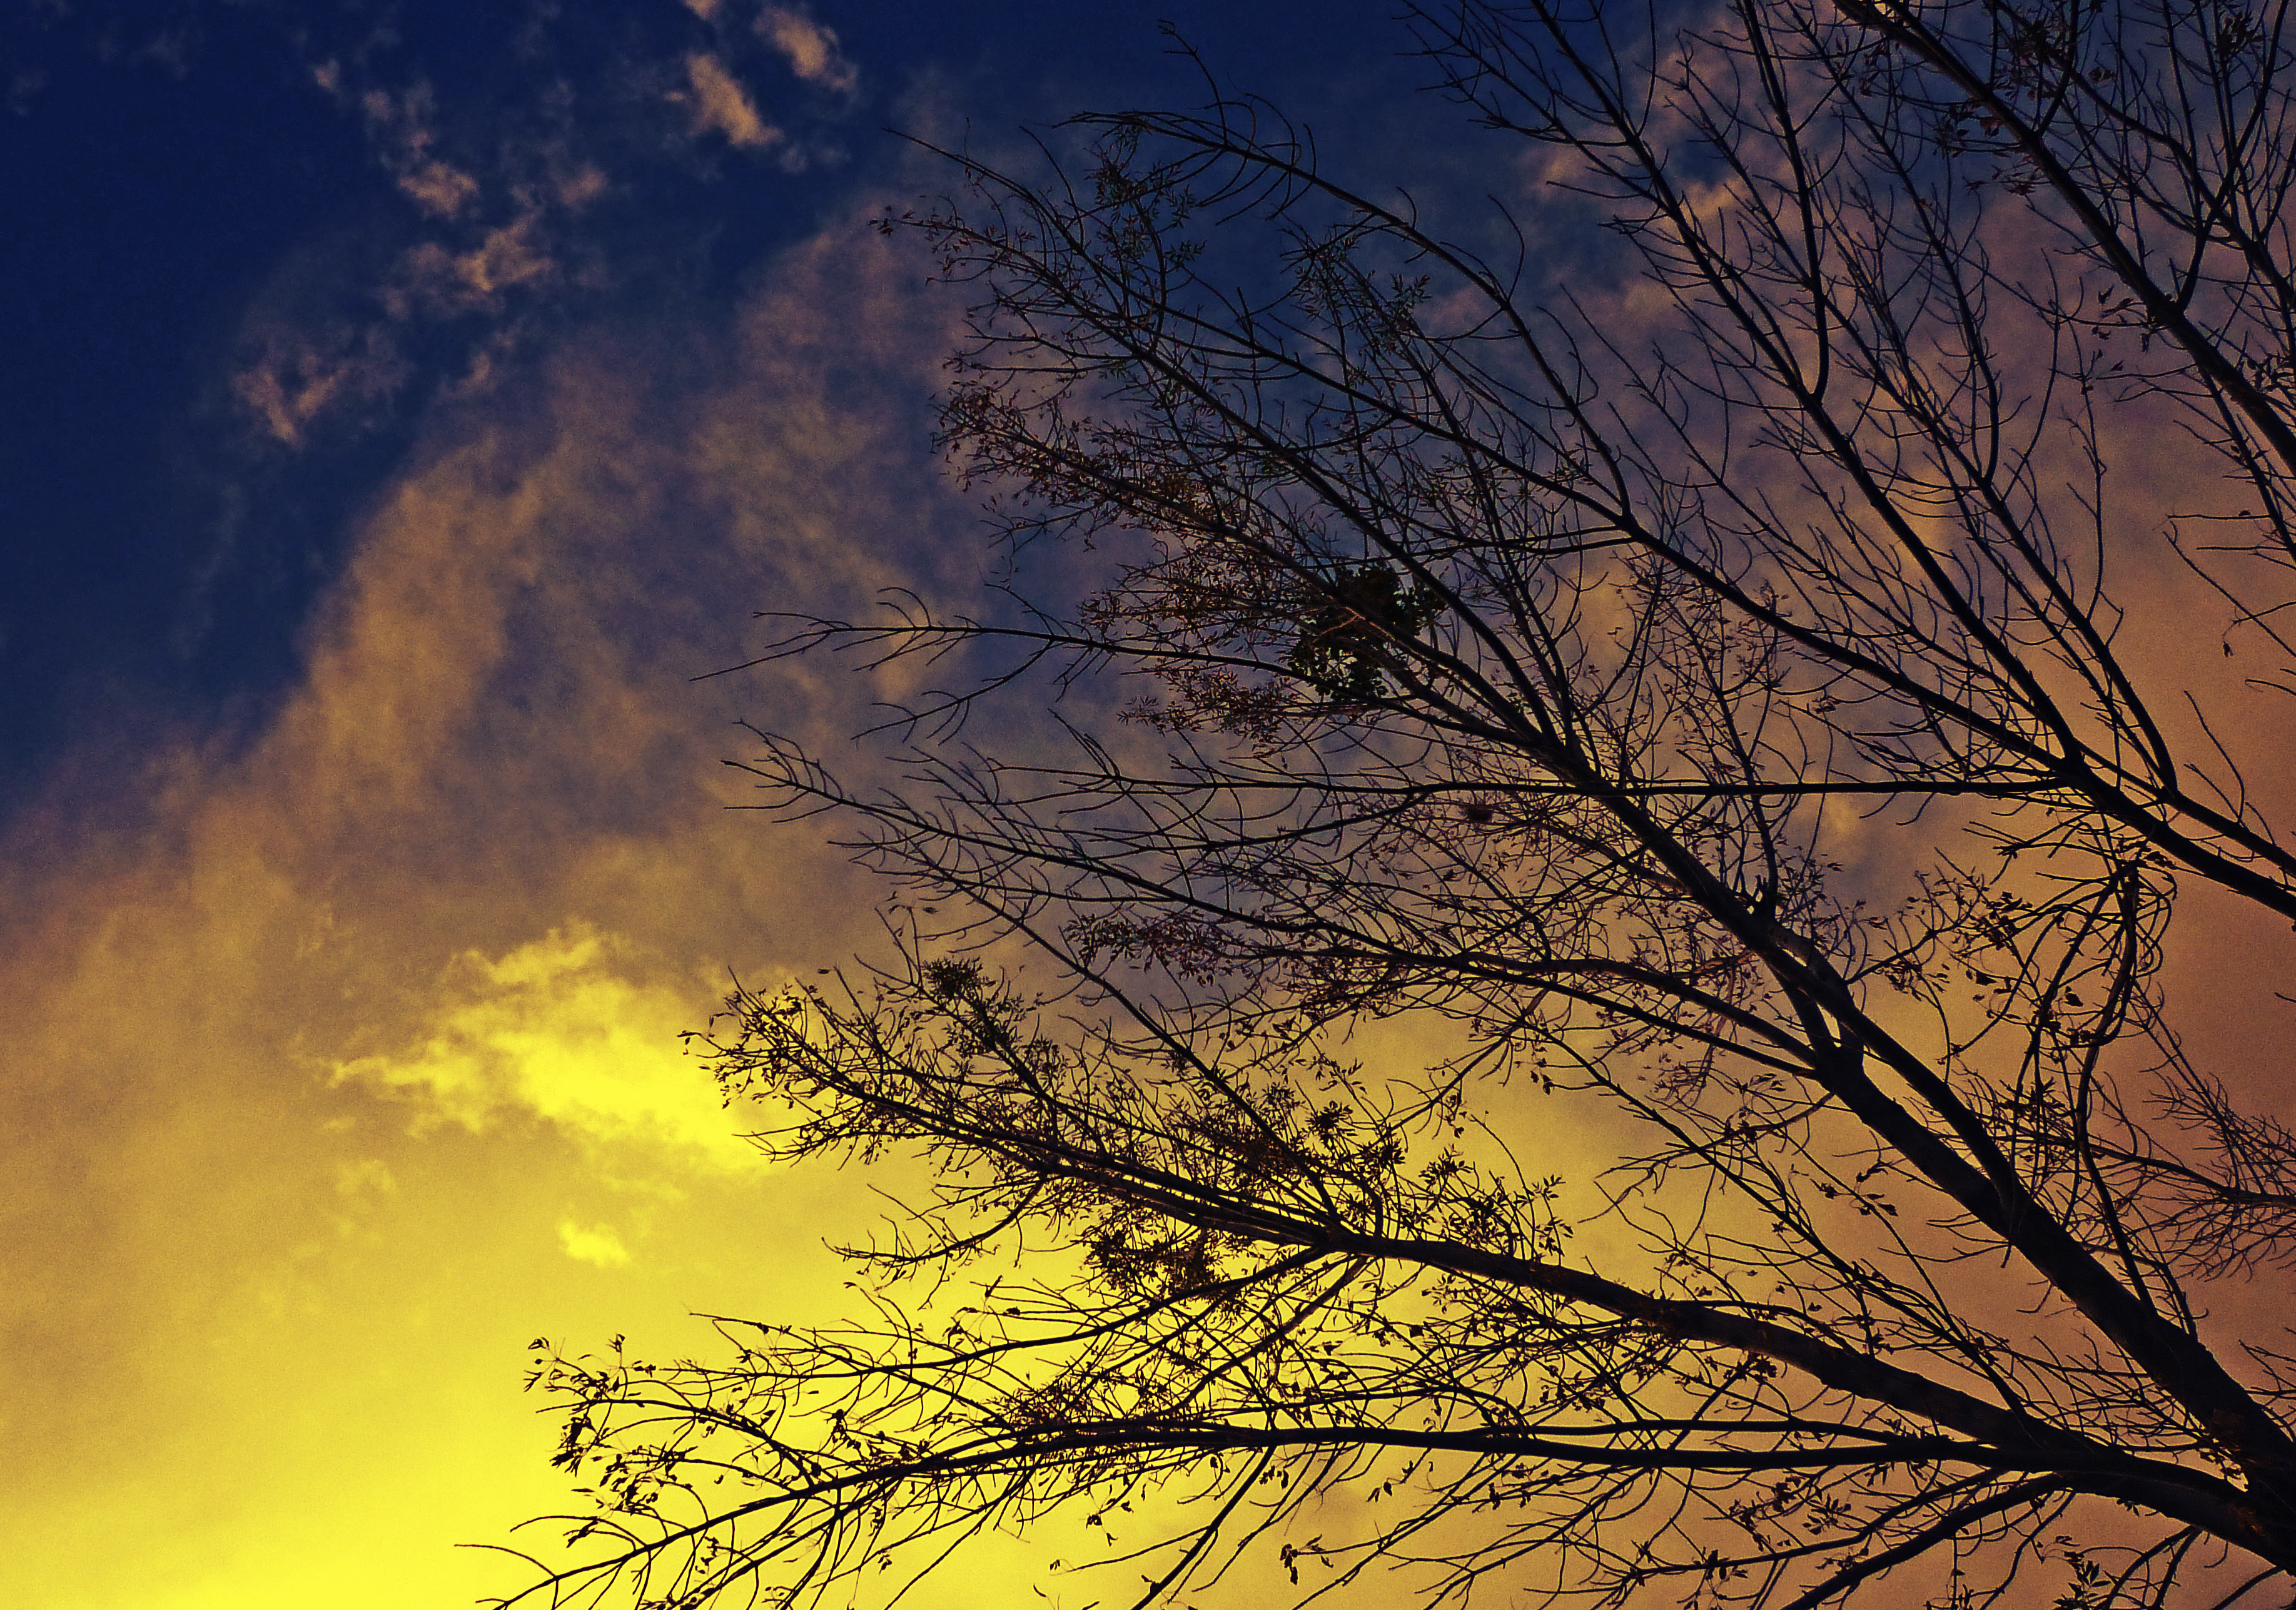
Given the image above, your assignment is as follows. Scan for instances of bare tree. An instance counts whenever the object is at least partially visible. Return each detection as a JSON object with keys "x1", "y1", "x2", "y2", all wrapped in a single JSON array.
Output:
[{"x1": 501, "y1": 3, "x2": 2296, "y2": 1607}]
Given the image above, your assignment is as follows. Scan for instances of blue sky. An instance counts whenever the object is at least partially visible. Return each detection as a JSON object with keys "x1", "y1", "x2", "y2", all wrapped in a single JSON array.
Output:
[{"x1": 0, "y1": 0, "x2": 1425, "y2": 814}]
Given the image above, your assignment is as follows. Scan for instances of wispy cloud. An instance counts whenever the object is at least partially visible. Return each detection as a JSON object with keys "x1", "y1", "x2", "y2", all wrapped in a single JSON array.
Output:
[
  {"x1": 222, "y1": 4, "x2": 863, "y2": 455},
  {"x1": 341, "y1": 77, "x2": 483, "y2": 220},
  {"x1": 759, "y1": 5, "x2": 858, "y2": 94},
  {"x1": 0, "y1": 223, "x2": 967, "y2": 1604},
  {"x1": 387, "y1": 213, "x2": 557, "y2": 318},
  {"x1": 683, "y1": 51, "x2": 779, "y2": 149},
  {"x1": 333, "y1": 923, "x2": 760, "y2": 1167},
  {"x1": 233, "y1": 320, "x2": 409, "y2": 448},
  {"x1": 558, "y1": 1218, "x2": 634, "y2": 1267}
]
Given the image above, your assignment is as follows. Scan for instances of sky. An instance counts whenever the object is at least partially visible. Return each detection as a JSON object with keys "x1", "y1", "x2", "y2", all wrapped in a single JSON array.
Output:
[
  {"x1": 9, "y1": 4, "x2": 2296, "y2": 1609},
  {"x1": 0, "y1": 3, "x2": 1429, "y2": 1606}
]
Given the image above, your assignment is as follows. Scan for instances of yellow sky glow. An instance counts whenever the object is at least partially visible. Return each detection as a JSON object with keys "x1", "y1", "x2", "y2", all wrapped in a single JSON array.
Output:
[{"x1": 0, "y1": 228, "x2": 965, "y2": 1609}]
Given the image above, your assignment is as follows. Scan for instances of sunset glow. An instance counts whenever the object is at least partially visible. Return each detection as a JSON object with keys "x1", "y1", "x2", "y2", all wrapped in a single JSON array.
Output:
[{"x1": 12, "y1": 5, "x2": 2296, "y2": 1609}]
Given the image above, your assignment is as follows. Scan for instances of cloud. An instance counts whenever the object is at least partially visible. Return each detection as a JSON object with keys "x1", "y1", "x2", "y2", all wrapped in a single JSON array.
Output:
[
  {"x1": 558, "y1": 1218, "x2": 634, "y2": 1267},
  {"x1": 218, "y1": 64, "x2": 544, "y2": 447},
  {"x1": 0, "y1": 220, "x2": 971, "y2": 1606},
  {"x1": 351, "y1": 81, "x2": 483, "y2": 220},
  {"x1": 19, "y1": 32, "x2": 2296, "y2": 1609},
  {"x1": 555, "y1": 163, "x2": 610, "y2": 209},
  {"x1": 331, "y1": 923, "x2": 759, "y2": 1167},
  {"x1": 232, "y1": 320, "x2": 410, "y2": 447},
  {"x1": 684, "y1": 51, "x2": 778, "y2": 149},
  {"x1": 387, "y1": 212, "x2": 556, "y2": 318},
  {"x1": 208, "y1": 3, "x2": 871, "y2": 457},
  {"x1": 759, "y1": 6, "x2": 858, "y2": 94},
  {"x1": 397, "y1": 158, "x2": 482, "y2": 220}
]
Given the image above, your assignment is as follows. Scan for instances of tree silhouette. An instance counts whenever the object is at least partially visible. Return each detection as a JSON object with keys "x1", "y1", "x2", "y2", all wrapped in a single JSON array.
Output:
[{"x1": 503, "y1": 3, "x2": 2296, "y2": 1607}]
